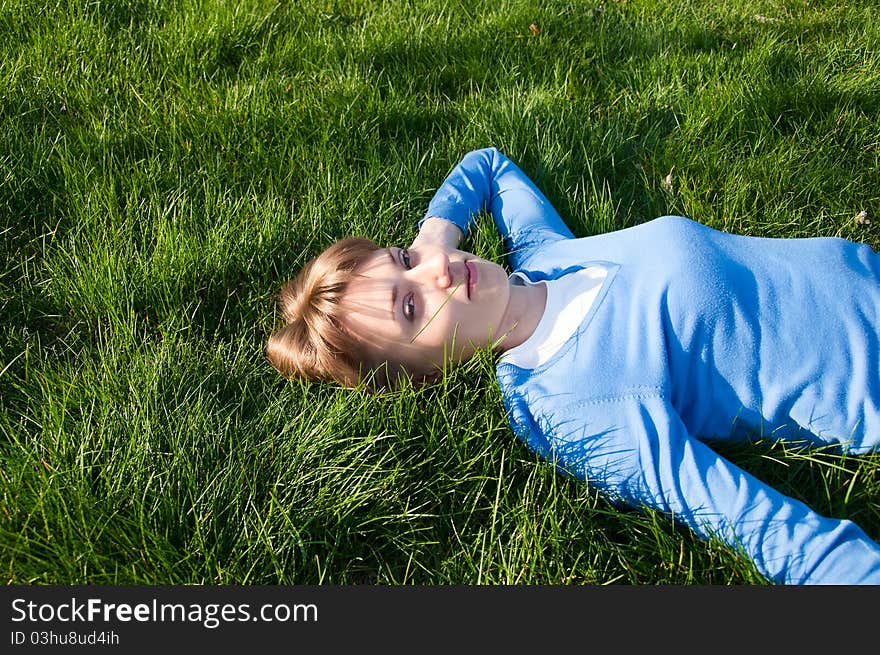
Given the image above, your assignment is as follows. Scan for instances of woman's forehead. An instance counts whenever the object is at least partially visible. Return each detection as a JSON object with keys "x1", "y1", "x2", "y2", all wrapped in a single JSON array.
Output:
[
  {"x1": 346, "y1": 277, "x2": 390, "y2": 305},
  {"x1": 356, "y1": 247, "x2": 395, "y2": 277},
  {"x1": 351, "y1": 249, "x2": 394, "y2": 289},
  {"x1": 344, "y1": 250, "x2": 395, "y2": 317}
]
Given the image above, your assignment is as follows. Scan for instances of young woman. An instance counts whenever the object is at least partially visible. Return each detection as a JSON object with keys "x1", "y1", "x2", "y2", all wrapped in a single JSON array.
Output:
[{"x1": 267, "y1": 147, "x2": 880, "y2": 585}]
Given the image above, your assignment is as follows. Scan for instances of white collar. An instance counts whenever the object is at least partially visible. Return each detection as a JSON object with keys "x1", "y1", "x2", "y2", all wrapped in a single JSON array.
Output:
[{"x1": 500, "y1": 266, "x2": 609, "y2": 369}]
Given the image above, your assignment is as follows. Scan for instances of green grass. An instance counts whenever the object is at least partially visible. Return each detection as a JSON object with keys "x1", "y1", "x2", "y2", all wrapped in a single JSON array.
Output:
[{"x1": 2, "y1": 0, "x2": 879, "y2": 584}]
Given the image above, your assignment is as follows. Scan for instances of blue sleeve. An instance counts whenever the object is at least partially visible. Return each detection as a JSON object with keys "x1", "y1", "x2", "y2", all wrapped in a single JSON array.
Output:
[
  {"x1": 538, "y1": 394, "x2": 880, "y2": 585},
  {"x1": 420, "y1": 147, "x2": 575, "y2": 269}
]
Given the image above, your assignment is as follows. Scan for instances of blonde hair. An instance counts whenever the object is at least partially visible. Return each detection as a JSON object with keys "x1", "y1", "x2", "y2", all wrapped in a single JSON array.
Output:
[{"x1": 266, "y1": 237, "x2": 382, "y2": 388}]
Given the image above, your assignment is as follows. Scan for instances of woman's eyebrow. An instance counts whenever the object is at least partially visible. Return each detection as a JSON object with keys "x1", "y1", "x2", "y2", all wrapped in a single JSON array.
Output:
[{"x1": 386, "y1": 247, "x2": 398, "y2": 321}]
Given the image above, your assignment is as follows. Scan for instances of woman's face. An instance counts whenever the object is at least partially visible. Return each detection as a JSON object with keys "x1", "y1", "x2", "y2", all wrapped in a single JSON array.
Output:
[{"x1": 341, "y1": 240, "x2": 514, "y2": 378}]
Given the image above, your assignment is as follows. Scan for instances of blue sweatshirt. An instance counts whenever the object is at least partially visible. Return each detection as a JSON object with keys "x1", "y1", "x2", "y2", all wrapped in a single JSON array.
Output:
[{"x1": 421, "y1": 147, "x2": 880, "y2": 585}]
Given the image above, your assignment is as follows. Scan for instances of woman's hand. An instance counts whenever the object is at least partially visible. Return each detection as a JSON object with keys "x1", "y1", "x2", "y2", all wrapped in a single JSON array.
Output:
[{"x1": 411, "y1": 216, "x2": 463, "y2": 251}]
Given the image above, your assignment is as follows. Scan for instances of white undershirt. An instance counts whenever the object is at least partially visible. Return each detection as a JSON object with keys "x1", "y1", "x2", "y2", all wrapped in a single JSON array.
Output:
[{"x1": 500, "y1": 265, "x2": 610, "y2": 370}]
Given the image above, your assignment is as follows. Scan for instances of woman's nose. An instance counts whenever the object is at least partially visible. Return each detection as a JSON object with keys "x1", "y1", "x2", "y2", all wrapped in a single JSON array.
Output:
[{"x1": 417, "y1": 250, "x2": 451, "y2": 289}]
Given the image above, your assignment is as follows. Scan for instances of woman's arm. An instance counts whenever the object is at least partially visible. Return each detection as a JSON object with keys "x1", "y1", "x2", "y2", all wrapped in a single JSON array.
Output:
[
  {"x1": 632, "y1": 397, "x2": 880, "y2": 584},
  {"x1": 411, "y1": 215, "x2": 463, "y2": 251},
  {"x1": 523, "y1": 393, "x2": 880, "y2": 584},
  {"x1": 419, "y1": 147, "x2": 575, "y2": 268}
]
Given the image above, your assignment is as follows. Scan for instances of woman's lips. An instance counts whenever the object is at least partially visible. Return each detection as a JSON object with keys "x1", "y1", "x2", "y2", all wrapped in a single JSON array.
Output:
[{"x1": 465, "y1": 260, "x2": 477, "y2": 298}]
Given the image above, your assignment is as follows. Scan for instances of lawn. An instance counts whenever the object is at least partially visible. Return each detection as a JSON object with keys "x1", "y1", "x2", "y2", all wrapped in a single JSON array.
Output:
[{"x1": 1, "y1": 0, "x2": 879, "y2": 584}]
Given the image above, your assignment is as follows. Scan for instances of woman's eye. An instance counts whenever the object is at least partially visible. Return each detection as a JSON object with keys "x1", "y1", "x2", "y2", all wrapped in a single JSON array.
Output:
[
  {"x1": 403, "y1": 294, "x2": 416, "y2": 322},
  {"x1": 401, "y1": 249, "x2": 412, "y2": 269}
]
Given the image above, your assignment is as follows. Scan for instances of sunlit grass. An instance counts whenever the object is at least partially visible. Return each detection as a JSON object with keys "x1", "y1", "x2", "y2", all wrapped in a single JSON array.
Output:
[{"x1": 1, "y1": 0, "x2": 878, "y2": 584}]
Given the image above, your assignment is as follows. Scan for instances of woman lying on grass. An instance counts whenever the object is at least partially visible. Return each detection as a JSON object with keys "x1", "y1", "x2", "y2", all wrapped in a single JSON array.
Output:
[{"x1": 266, "y1": 147, "x2": 880, "y2": 585}]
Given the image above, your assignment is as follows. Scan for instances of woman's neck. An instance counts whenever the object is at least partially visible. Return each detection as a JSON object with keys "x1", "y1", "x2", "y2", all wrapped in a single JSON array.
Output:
[{"x1": 495, "y1": 280, "x2": 547, "y2": 352}]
